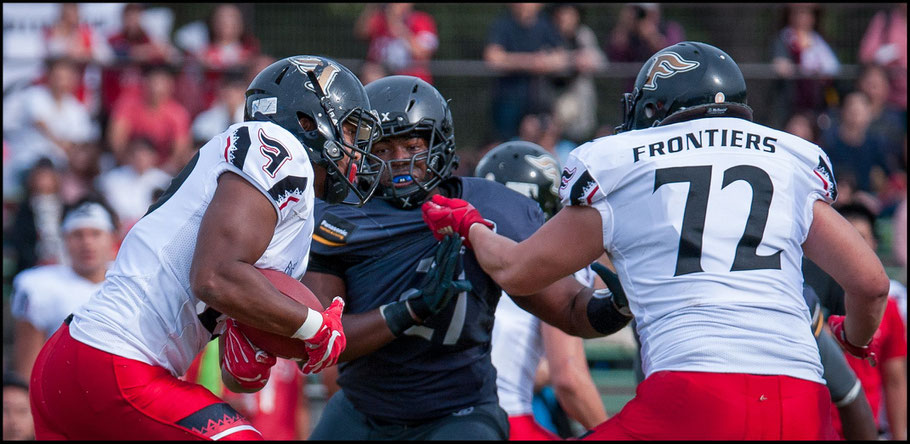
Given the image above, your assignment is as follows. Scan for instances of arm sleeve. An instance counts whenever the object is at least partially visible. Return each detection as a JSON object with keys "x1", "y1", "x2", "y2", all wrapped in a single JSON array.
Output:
[{"x1": 818, "y1": 327, "x2": 863, "y2": 406}]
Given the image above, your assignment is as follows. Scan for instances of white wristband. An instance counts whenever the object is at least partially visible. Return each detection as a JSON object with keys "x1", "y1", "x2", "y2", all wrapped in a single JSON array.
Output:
[{"x1": 292, "y1": 308, "x2": 323, "y2": 340}]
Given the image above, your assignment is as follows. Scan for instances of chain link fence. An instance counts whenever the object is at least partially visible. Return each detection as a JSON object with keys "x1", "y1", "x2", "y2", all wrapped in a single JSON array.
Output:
[{"x1": 154, "y1": 3, "x2": 896, "y2": 154}]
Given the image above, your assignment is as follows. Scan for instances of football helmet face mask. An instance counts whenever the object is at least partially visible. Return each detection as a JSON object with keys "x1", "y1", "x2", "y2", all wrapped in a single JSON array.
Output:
[
  {"x1": 475, "y1": 141, "x2": 562, "y2": 219},
  {"x1": 245, "y1": 55, "x2": 385, "y2": 205},
  {"x1": 615, "y1": 41, "x2": 753, "y2": 133},
  {"x1": 364, "y1": 76, "x2": 458, "y2": 209}
]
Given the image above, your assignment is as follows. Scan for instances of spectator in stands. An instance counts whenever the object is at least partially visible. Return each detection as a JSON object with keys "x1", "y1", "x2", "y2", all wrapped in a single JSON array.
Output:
[
  {"x1": 784, "y1": 110, "x2": 821, "y2": 144},
  {"x1": 107, "y1": 63, "x2": 192, "y2": 175},
  {"x1": 859, "y1": 3, "x2": 907, "y2": 112},
  {"x1": 191, "y1": 70, "x2": 246, "y2": 145},
  {"x1": 820, "y1": 91, "x2": 890, "y2": 195},
  {"x1": 894, "y1": 196, "x2": 907, "y2": 277},
  {"x1": 355, "y1": 3, "x2": 439, "y2": 84},
  {"x1": 358, "y1": 61, "x2": 388, "y2": 86},
  {"x1": 96, "y1": 137, "x2": 171, "y2": 235},
  {"x1": 10, "y1": 197, "x2": 118, "y2": 381},
  {"x1": 516, "y1": 113, "x2": 576, "y2": 166},
  {"x1": 59, "y1": 141, "x2": 103, "y2": 205},
  {"x1": 549, "y1": 4, "x2": 607, "y2": 144},
  {"x1": 835, "y1": 203, "x2": 907, "y2": 440},
  {"x1": 6, "y1": 57, "x2": 95, "y2": 185},
  {"x1": 43, "y1": 3, "x2": 112, "y2": 112},
  {"x1": 198, "y1": 4, "x2": 260, "y2": 111},
  {"x1": 857, "y1": 64, "x2": 907, "y2": 175},
  {"x1": 607, "y1": 3, "x2": 685, "y2": 64},
  {"x1": 770, "y1": 3, "x2": 840, "y2": 128},
  {"x1": 484, "y1": 3, "x2": 568, "y2": 141},
  {"x1": 44, "y1": 3, "x2": 112, "y2": 65},
  {"x1": 5, "y1": 158, "x2": 66, "y2": 275},
  {"x1": 102, "y1": 3, "x2": 177, "y2": 115},
  {"x1": 2, "y1": 373, "x2": 34, "y2": 441}
]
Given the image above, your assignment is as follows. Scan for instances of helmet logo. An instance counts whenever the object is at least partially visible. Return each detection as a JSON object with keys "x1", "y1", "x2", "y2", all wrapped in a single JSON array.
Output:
[
  {"x1": 290, "y1": 57, "x2": 340, "y2": 94},
  {"x1": 525, "y1": 154, "x2": 560, "y2": 196},
  {"x1": 380, "y1": 112, "x2": 392, "y2": 122},
  {"x1": 714, "y1": 92, "x2": 725, "y2": 103},
  {"x1": 642, "y1": 52, "x2": 699, "y2": 91}
]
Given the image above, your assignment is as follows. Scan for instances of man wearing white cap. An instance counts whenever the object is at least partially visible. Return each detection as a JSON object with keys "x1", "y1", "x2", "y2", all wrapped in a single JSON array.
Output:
[{"x1": 10, "y1": 197, "x2": 118, "y2": 381}]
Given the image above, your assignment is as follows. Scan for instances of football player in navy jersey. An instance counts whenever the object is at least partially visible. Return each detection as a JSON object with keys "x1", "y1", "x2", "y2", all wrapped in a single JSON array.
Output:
[
  {"x1": 302, "y1": 75, "x2": 630, "y2": 440},
  {"x1": 28, "y1": 56, "x2": 382, "y2": 440},
  {"x1": 422, "y1": 41, "x2": 889, "y2": 440}
]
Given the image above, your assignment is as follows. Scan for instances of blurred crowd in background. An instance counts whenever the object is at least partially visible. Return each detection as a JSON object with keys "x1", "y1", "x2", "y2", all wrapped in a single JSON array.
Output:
[{"x1": 2, "y1": 3, "x2": 906, "y2": 440}]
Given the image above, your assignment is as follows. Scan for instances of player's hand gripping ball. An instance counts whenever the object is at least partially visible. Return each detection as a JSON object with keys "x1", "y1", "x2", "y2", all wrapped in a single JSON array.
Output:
[
  {"x1": 221, "y1": 318, "x2": 277, "y2": 391},
  {"x1": 235, "y1": 268, "x2": 325, "y2": 360}
]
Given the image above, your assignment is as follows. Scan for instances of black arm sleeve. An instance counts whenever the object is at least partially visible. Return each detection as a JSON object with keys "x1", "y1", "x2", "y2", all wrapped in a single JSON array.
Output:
[{"x1": 818, "y1": 327, "x2": 863, "y2": 406}]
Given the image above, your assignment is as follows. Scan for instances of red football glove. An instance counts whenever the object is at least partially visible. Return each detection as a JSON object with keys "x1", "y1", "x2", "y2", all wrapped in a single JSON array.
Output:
[
  {"x1": 221, "y1": 318, "x2": 277, "y2": 390},
  {"x1": 300, "y1": 297, "x2": 347, "y2": 374},
  {"x1": 421, "y1": 194, "x2": 494, "y2": 249},
  {"x1": 827, "y1": 315, "x2": 877, "y2": 367}
]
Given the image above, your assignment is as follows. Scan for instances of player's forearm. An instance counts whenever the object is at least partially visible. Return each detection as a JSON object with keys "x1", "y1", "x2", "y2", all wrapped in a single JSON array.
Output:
[
  {"x1": 467, "y1": 224, "x2": 532, "y2": 295},
  {"x1": 553, "y1": 374, "x2": 609, "y2": 429},
  {"x1": 191, "y1": 261, "x2": 309, "y2": 337},
  {"x1": 883, "y1": 358, "x2": 907, "y2": 440},
  {"x1": 804, "y1": 201, "x2": 890, "y2": 346},
  {"x1": 335, "y1": 311, "x2": 396, "y2": 362}
]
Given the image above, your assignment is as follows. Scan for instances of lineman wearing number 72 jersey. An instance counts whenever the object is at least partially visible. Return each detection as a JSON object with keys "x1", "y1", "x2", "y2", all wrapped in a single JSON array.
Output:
[
  {"x1": 422, "y1": 41, "x2": 890, "y2": 440},
  {"x1": 28, "y1": 56, "x2": 384, "y2": 440}
]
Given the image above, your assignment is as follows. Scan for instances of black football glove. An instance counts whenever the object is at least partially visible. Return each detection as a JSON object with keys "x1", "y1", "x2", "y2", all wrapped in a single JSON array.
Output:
[
  {"x1": 590, "y1": 261, "x2": 631, "y2": 317},
  {"x1": 587, "y1": 261, "x2": 633, "y2": 335},
  {"x1": 381, "y1": 235, "x2": 473, "y2": 336}
]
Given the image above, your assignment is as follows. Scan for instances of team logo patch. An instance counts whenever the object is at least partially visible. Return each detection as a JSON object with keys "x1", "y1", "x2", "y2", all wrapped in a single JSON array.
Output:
[
  {"x1": 289, "y1": 57, "x2": 341, "y2": 95},
  {"x1": 526, "y1": 153, "x2": 561, "y2": 196},
  {"x1": 642, "y1": 52, "x2": 700, "y2": 91},
  {"x1": 258, "y1": 128, "x2": 292, "y2": 178},
  {"x1": 813, "y1": 155, "x2": 838, "y2": 201},
  {"x1": 314, "y1": 213, "x2": 357, "y2": 246},
  {"x1": 569, "y1": 170, "x2": 600, "y2": 206},
  {"x1": 560, "y1": 167, "x2": 576, "y2": 191}
]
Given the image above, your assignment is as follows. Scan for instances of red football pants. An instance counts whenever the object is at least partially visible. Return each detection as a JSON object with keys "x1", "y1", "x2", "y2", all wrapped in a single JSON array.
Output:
[
  {"x1": 508, "y1": 414, "x2": 560, "y2": 440},
  {"x1": 30, "y1": 321, "x2": 263, "y2": 440},
  {"x1": 579, "y1": 370, "x2": 838, "y2": 440}
]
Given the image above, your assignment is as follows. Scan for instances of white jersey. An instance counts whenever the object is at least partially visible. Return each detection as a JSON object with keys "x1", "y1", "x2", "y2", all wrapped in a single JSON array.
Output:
[
  {"x1": 491, "y1": 269, "x2": 595, "y2": 415},
  {"x1": 560, "y1": 117, "x2": 835, "y2": 383},
  {"x1": 70, "y1": 121, "x2": 316, "y2": 376},
  {"x1": 11, "y1": 264, "x2": 103, "y2": 335}
]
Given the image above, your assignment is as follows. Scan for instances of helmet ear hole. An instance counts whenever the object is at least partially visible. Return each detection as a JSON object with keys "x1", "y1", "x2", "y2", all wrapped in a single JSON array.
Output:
[
  {"x1": 644, "y1": 103, "x2": 657, "y2": 119},
  {"x1": 297, "y1": 112, "x2": 317, "y2": 132}
]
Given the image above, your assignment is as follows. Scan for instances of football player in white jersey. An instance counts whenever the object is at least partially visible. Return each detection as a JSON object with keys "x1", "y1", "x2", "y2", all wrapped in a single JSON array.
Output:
[
  {"x1": 28, "y1": 55, "x2": 384, "y2": 441},
  {"x1": 11, "y1": 197, "x2": 118, "y2": 381},
  {"x1": 478, "y1": 141, "x2": 608, "y2": 439},
  {"x1": 422, "y1": 41, "x2": 890, "y2": 440}
]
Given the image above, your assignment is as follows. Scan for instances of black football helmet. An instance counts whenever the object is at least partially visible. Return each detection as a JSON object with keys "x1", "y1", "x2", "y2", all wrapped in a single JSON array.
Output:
[
  {"x1": 364, "y1": 75, "x2": 458, "y2": 209},
  {"x1": 245, "y1": 55, "x2": 385, "y2": 205},
  {"x1": 615, "y1": 41, "x2": 753, "y2": 133},
  {"x1": 475, "y1": 141, "x2": 561, "y2": 219}
]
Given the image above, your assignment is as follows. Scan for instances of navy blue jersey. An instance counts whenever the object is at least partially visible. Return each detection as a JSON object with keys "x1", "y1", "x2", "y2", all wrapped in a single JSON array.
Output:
[{"x1": 308, "y1": 177, "x2": 546, "y2": 422}]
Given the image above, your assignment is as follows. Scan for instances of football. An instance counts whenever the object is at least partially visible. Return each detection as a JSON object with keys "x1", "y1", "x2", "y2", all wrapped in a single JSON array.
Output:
[{"x1": 235, "y1": 268, "x2": 325, "y2": 360}]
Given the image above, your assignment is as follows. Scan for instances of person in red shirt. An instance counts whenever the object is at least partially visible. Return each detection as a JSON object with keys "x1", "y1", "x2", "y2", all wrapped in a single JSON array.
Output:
[
  {"x1": 831, "y1": 203, "x2": 907, "y2": 440},
  {"x1": 107, "y1": 63, "x2": 192, "y2": 175},
  {"x1": 102, "y1": 3, "x2": 177, "y2": 115},
  {"x1": 354, "y1": 3, "x2": 438, "y2": 84}
]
